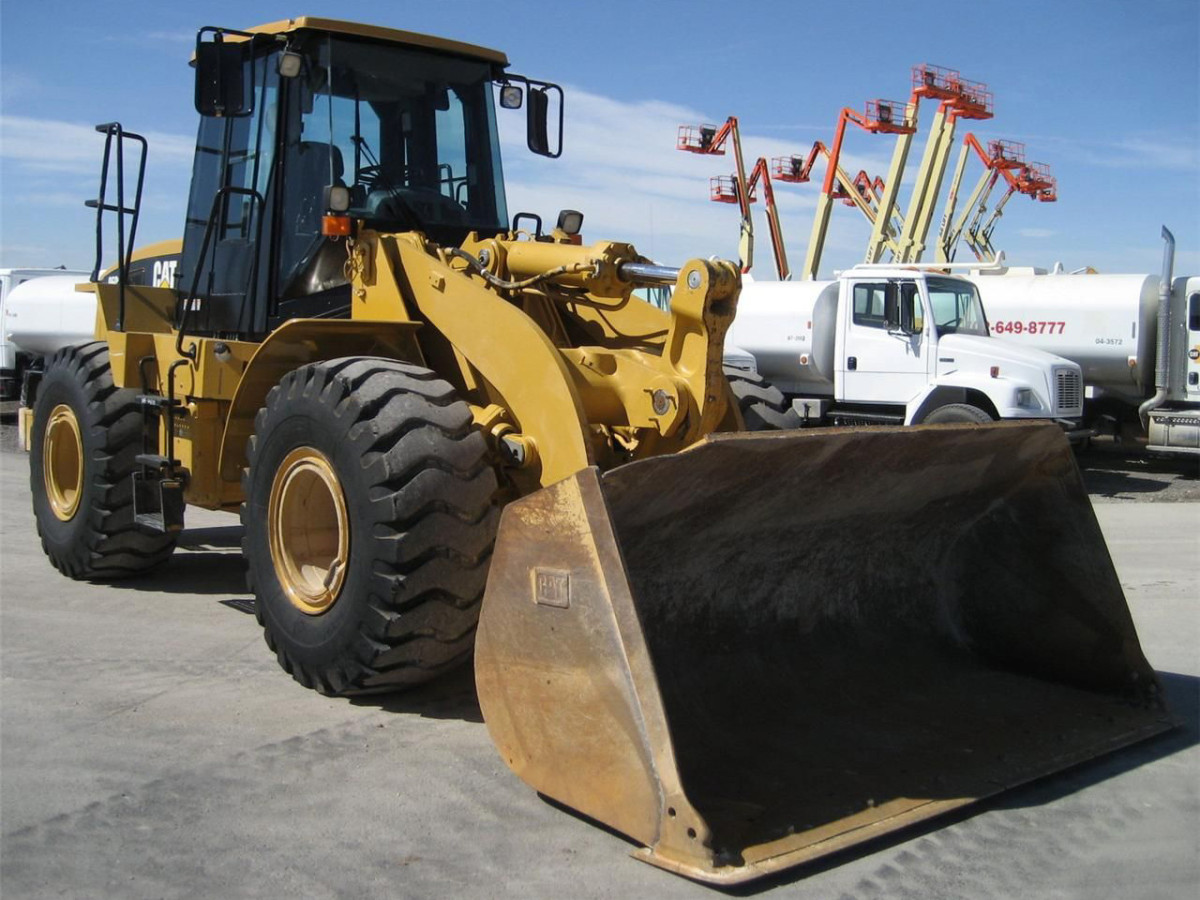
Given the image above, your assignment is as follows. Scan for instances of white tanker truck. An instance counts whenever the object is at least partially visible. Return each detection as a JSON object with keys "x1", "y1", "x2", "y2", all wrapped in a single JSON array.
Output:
[
  {"x1": 3, "y1": 242, "x2": 180, "y2": 424},
  {"x1": 723, "y1": 262, "x2": 1089, "y2": 435},
  {"x1": 0, "y1": 268, "x2": 89, "y2": 399},
  {"x1": 967, "y1": 228, "x2": 1198, "y2": 457}
]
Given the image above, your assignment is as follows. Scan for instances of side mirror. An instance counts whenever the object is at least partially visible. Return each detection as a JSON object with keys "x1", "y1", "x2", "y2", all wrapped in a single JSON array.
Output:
[
  {"x1": 885, "y1": 284, "x2": 920, "y2": 335},
  {"x1": 195, "y1": 30, "x2": 251, "y2": 117},
  {"x1": 527, "y1": 88, "x2": 551, "y2": 156},
  {"x1": 499, "y1": 75, "x2": 563, "y2": 158},
  {"x1": 899, "y1": 293, "x2": 917, "y2": 334},
  {"x1": 884, "y1": 285, "x2": 901, "y2": 329}
]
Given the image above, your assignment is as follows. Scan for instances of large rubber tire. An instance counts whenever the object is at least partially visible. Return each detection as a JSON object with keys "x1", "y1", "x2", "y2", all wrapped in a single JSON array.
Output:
[
  {"x1": 242, "y1": 358, "x2": 499, "y2": 695},
  {"x1": 723, "y1": 366, "x2": 802, "y2": 431},
  {"x1": 921, "y1": 403, "x2": 995, "y2": 425},
  {"x1": 29, "y1": 342, "x2": 178, "y2": 578}
]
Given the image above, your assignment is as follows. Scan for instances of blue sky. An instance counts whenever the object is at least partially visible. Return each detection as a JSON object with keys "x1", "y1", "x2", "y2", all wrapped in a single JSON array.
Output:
[{"x1": 1, "y1": 0, "x2": 1196, "y2": 278}]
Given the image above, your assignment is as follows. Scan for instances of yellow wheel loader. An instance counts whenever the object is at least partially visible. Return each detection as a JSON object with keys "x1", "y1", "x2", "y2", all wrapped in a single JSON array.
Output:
[{"x1": 27, "y1": 17, "x2": 1171, "y2": 885}]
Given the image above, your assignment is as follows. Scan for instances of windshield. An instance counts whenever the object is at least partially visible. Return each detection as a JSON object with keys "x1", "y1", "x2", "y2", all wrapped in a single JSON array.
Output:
[
  {"x1": 926, "y1": 277, "x2": 989, "y2": 336},
  {"x1": 288, "y1": 35, "x2": 509, "y2": 245}
]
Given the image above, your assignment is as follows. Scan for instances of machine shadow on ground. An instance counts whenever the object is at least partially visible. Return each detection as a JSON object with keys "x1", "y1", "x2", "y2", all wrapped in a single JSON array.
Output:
[
  {"x1": 105, "y1": 525, "x2": 248, "y2": 597},
  {"x1": 349, "y1": 664, "x2": 484, "y2": 724},
  {"x1": 562, "y1": 670, "x2": 1200, "y2": 898}
]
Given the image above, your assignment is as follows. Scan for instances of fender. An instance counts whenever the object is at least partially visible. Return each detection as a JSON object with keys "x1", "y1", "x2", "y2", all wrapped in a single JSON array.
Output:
[
  {"x1": 906, "y1": 374, "x2": 1021, "y2": 424},
  {"x1": 216, "y1": 318, "x2": 424, "y2": 484}
]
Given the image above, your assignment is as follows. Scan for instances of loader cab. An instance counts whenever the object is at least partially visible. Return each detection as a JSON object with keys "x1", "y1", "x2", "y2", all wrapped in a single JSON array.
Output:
[{"x1": 179, "y1": 21, "x2": 544, "y2": 341}]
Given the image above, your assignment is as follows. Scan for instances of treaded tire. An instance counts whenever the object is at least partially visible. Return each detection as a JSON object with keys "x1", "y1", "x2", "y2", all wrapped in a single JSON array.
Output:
[
  {"x1": 29, "y1": 342, "x2": 178, "y2": 578},
  {"x1": 242, "y1": 358, "x2": 500, "y2": 695},
  {"x1": 921, "y1": 403, "x2": 994, "y2": 425},
  {"x1": 723, "y1": 366, "x2": 802, "y2": 431}
]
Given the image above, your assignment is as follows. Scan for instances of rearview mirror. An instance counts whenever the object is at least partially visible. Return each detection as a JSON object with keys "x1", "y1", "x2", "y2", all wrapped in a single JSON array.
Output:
[
  {"x1": 900, "y1": 293, "x2": 916, "y2": 333},
  {"x1": 527, "y1": 88, "x2": 551, "y2": 156},
  {"x1": 195, "y1": 29, "x2": 251, "y2": 117},
  {"x1": 885, "y1": 284, "x2": 921, "y2": 335},
  {"x1": 498, "y1": 75, "x2": 563, "y2": 158}
]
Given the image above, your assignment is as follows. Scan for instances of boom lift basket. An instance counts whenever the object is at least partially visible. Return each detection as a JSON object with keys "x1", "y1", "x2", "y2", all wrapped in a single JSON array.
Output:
[
  {"x1": 476, "y1": 422, "x2": 1171, "y2": 885},
  {"x1": 772, "y1": 155, "x2": 810, "y2": 183},
  {"x1": 709, "y1": 175, "x2": 744, "y2": 204},
  {"x1": 678, "y1": 124, "x2": 723, "y2": 155}
]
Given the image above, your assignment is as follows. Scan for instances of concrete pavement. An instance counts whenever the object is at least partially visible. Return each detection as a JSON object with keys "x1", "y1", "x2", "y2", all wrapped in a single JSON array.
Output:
[{"x1": 1, "y1": 445, "x2": 1197, "y2": 899}]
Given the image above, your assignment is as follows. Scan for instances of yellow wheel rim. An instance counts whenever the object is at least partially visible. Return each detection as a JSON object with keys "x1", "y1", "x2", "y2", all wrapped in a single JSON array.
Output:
[
  {"x1": 44, "y1": 403, "x2": 84, "y2": 521},
  {"x1": 268, "y1": 447, "x2": 350, "y2": 615}
]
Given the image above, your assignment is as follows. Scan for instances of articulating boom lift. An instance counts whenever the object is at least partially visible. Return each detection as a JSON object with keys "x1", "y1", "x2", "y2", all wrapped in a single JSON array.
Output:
[{"x1": 678, "y1": 117, "x2": 790, "y2": 279}]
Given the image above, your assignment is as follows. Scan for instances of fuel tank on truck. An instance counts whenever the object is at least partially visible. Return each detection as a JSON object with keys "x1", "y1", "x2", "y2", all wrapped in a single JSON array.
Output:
[
  {"x1": 3, "y1": 275, "x2": 96, "y2": 357},
  {"x1": 967, "y1": 271, "x2": 1160, "y2": 405},
  {"x1": 724, "y1": 276, "x2": 839, "y2": 396}
]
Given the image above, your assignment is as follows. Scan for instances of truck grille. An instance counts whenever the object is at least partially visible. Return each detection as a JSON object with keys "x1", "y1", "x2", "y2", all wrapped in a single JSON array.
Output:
[{"x1": 1055, "y1": 368, "x2": 1082, "y2": 413}]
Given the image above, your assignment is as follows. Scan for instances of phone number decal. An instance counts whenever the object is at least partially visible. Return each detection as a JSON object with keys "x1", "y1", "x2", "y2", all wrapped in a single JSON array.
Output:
[{"x1": 992, "y1": 320, "x2": 1066, "y2": 335}]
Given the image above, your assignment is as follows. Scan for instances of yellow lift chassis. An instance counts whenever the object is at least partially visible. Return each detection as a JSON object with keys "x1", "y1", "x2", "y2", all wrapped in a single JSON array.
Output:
[{"x1": 27, "y1": 16, "x2": 1171, "y2": 886}]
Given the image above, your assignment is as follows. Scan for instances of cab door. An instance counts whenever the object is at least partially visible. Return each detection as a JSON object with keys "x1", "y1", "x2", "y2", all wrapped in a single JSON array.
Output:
[{"x1": 836, "y1": 279, "x2": 929, "y2": 403}]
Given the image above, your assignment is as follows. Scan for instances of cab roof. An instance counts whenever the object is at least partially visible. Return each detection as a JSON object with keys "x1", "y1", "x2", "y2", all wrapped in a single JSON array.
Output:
[{"x1": 241, "y1": 16, "x2": 509, "y2": 66}]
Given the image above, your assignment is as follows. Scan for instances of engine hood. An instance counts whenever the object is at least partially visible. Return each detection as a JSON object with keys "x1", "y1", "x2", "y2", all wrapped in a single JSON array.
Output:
[{"x1": 938, "y1": 334, "x2": 1077, "y2": 372}]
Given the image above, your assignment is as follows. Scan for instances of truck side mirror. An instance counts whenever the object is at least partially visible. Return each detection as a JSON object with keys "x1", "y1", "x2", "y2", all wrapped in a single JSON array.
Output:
[
  {"x1": 884, "y1": 285, "x2": 901, "y2": 330},
  {"x1": 885, "y1": 284, "x2": 920, "y2": 335},
  {"x1": 195, "y1": 34, "x2": 251, "y2": 117},
  {"x1": 900, "y1": 293, "x2": 917, "y2": 333}
]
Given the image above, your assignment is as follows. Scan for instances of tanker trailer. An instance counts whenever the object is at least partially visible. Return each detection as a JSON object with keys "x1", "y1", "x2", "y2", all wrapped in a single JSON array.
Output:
[
  {"x1": 5, "y1": 243, "x2": 181, "y2": 448},
  {"x1": 0, "y1": 268, "x2": 89, "y2": 399},
  {"x1": 968, "y1": 228, "x2": 1198, "y2": 457}
]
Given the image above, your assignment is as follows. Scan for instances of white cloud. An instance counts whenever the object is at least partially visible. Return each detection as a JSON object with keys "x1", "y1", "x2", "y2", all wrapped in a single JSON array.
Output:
[
  {"x1": 496, "y1": 85, "x2": 884, "y2": 275},
  {"x1": 0, "y1": 116, "x2": 194, "y2": 176},
  {"x1": 991, "y1": 130, "x2": 1198, "y2": 173}
]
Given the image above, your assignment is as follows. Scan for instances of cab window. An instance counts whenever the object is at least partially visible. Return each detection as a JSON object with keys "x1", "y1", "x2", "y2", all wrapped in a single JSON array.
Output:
[{"x1": 852, "y1": 283, "x2": 888, "y2": 329}]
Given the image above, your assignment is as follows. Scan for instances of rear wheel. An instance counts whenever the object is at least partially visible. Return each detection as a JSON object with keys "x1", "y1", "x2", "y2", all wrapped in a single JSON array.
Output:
[
  {"x1": 723, "y1": 366, "x2": 802, "y2": 431},
  {"x1": 922, "y1": 403, "x2": 994, "y2": 425},
  {"x1": 29, "y1": 342, "x2": 177, "y2": 578},
  {"x1": 242, "y1": 358, "x2": 499, "y2": 695}
]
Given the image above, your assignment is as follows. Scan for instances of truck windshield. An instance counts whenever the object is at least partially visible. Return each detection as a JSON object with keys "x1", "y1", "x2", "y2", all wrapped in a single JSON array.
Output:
[
  {"x1": 287, "y1": 34, "x2": 509, "y2": 247},
  {"x1": 926, "y1": 277, "x2": 989, "y2": 336}
]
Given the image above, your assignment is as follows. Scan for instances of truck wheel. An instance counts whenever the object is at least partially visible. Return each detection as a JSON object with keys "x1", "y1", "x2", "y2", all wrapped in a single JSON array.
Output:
[
  {"x1": 29, "y1": 342, "x2": 177, "y2": 578},
  {"x1": 922, "y1": 403, "x2": 994, "y2": 425},
  {"x1": 724, "y1": 366, "x2": 802, "y2": 431},
  {"x1": 242, "y1": 358, "x2": 500, "y2": 695}
]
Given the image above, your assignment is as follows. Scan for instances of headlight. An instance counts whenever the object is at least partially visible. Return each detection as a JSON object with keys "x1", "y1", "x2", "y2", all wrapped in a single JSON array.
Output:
[{"x1": 1016, "y1": 388, "x2": 1039, "y2": 409}]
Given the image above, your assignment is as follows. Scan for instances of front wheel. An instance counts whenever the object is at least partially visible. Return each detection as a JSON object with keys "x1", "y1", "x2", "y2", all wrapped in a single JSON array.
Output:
[
  {"x1": 921, "y1": 403, "x2": 994, "y2": 425},
  {"x1": 242, "y1": 358, "x2": 500, "y2": 695},
  {"x1": 29, "y1": 342, "x2": 177, "y2": 578}
]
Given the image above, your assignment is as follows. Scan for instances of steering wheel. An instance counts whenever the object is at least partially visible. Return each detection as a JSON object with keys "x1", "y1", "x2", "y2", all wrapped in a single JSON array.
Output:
[{"x1": 372, "y1": 187, "x2": 469, "y2": 227}]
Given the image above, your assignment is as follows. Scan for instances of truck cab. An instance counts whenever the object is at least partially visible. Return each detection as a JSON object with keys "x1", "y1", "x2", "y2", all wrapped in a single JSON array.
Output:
[{"x1": 726, "y1": 266, "x2": 1087, "y2": 434}]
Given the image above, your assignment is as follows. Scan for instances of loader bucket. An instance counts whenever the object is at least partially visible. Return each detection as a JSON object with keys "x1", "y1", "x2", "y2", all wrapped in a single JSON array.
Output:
[{"x1": 474, "y1": 422, "x2": 1172, "y2": 885}]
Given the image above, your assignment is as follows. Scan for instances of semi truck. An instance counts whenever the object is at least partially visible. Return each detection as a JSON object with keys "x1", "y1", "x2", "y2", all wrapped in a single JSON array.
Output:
[
  {"x1": 966, "y1": 228, "x2": 1199, "y2": 456},
  {"x1": 0, "y1": 268, "x2": 89, "y2": 399},
  {"x1": 724, "y1": 262, "x2": 1089, "y2": 436}
]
